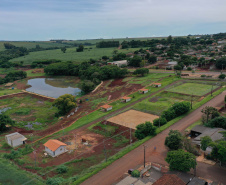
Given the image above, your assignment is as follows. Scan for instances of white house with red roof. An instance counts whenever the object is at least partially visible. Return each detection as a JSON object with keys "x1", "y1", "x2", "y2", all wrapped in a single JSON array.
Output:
[{"x1": 44, "y1": 139, "x2": 67, "y2": 157}]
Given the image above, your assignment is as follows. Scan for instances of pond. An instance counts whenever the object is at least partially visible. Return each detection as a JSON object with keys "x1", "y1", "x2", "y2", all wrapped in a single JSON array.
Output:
[{"x1": 26, "y1": 77, "x2": 81, "y2": 98}]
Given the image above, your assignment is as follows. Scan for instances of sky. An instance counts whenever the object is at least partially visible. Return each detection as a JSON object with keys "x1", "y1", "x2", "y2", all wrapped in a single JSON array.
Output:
[{"x1": 0, "y1": 0, "x2": 226, "y2": 41}]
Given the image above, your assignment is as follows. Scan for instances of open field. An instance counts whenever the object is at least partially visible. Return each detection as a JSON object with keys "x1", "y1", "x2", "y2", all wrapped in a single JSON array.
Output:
[
  {"x1": 0, "y1": 95, "x2": 58, "y2": 130},
  {"x1": 0, "y1": 157, "x2": 44, "y2": 185},
  {"x1": 10, "y1": 47, "x2": 138, "y2": 65},
  {"x1": 107, "y1": 110, "x2": 159, "y2": 129},
  {"x1": 167, "y1": 82, "x2": 219, "y2": 96}
]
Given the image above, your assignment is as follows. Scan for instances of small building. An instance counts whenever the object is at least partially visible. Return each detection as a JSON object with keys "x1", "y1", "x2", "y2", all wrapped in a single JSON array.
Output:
[
  {"x1": 139, "y1": 88, "x2": 148, "y2": 94},
  {"x1": 5, "y1": 83, "x2": 14, "y2": 87},
  {"x1": 107, "y1": 60, "x2": 128, "y2": 67},
  {"x1": 153, "y1": 83, "x2": 161, "y2": 87},
  {"x1": 44, "y1": 139, "x2": 67, "y2": 157},
  {"x1": 153, "y1": 174, "x2": 186, "y2": 185},
  {"x1": 100, "y1": 104, "x2": 113, "y2": 112},
  {"x1": 120, "y1": 96, "x2": 131, "y2": 103},
  {"x1": 5, "y1": 132, "x2": 27, "y2": 147}
]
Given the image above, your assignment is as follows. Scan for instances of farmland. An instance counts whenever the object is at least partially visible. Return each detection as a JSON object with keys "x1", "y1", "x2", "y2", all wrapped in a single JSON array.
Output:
[{"x1": 10, "y1": 47, "x2": 138, "y2": 65}]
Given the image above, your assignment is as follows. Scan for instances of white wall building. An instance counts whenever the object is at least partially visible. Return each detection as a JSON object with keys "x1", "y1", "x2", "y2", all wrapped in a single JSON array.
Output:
[
  {"x1": 44, "y1": 139, "x2": 67, "y2": 157},
  {"x1": 5, "y1": 132, "x2": 27, "y2": 147},
  {"x1": 107, "y1": 60, "x2": 128, "y2": 67}
]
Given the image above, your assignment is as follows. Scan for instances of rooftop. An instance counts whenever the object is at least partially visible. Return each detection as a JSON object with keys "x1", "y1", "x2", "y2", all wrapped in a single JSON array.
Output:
[
  {"x1": 100, "y1": 104, "x2": 112, "y2": 109},
  {"x1": 6, "y1": 132, "x2": 26, "y2": 141},
  {"x1": 44, "y1": 139, "x2": 67, "y2": 151},
  {"x1": 153, "y1": 174, "x2": 186, "y2": 185}
]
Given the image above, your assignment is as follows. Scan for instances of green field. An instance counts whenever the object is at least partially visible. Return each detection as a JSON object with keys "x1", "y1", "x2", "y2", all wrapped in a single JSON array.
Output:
[
  {"x1": 9, "y1": 47, "x2": 138, "y2": 64},
  {"x1": 167, "y1": 83, "x2": 219, "y2": 96},
  {"x1": 0, "y1": 95, "x2": 58, "y2": 130},
  {"x1": 0, "y1": 157, "x2": 44, "y2": 185},
  {"x1": 0, "y1": 41, "x2": 69, "y2": 51}
]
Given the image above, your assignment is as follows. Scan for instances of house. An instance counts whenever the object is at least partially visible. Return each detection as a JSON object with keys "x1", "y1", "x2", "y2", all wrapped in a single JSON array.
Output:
[
  {"x1": 139, "y1": 88, "x2": 148, "y2": 94},
  {"x1": 107, "y1": 60, "x2": 128, "y2": 67},
  {"x1": 153, "y1": 83, "x2": 161, "y2": 87},
  {"x1": 44, "y1": 139, "x2": 67, "y2": 157},
  {"x1": 5, "y1": 132, "x2": 27, "y2": 147},
  {"x1": 120, "y1": 96, "x2": 131, "y2": 103},
  {"x1": 100, "y1": 104, "x2": 112, "y2": 112},
  {"x1": 191, "y1": 125, "x2": 225, "y2": 146}
]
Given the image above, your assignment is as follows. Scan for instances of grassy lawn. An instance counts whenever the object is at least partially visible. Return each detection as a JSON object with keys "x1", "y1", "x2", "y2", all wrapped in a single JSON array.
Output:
[
  {"x1": 10, "y1": 47, "x2": 139, "y2": 65},
  {"x1": 0, "y1": 87, "x2": 22, "y2": 96},
  {"x1": 167, "y1": 83, "x2": 219, "y2": 96},
  {"x1": 0, "y1": 95, "x2": 58, "y2": 130},
  {"x1": 0, "y1": 157, "x2": 44, "y2": 185},
  {"x1": 123, "y1": 73, "x2": 171, "y2": 85},
  {"x1": 26, "y1": 69, "x2": 46, "y2": 77}
]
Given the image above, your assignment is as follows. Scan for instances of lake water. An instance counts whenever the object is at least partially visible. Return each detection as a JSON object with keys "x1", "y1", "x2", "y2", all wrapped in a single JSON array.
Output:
[{"x1": 26, "y1": 78, "x2": 81, "y2": 98}]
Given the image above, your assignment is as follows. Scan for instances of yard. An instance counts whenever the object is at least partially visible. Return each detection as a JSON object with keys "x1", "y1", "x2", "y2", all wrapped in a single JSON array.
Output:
[{"x1": 167, "y1": 82, "x2": 219, "y2": 96}]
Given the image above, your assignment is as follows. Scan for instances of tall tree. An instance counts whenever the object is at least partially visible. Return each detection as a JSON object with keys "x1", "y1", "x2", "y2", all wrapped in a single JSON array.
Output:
[
  {"x1": 165, "y1": 130, "x2": 183, "y2": 150},
  {"x1": 61, "y1": 47, "x2": 67, "y2": 53}
]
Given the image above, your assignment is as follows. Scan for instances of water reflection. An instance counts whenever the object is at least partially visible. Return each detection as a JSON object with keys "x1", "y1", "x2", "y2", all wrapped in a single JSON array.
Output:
[{"x1": 26, "y1": 78, "x2": 81, "y2": 98}]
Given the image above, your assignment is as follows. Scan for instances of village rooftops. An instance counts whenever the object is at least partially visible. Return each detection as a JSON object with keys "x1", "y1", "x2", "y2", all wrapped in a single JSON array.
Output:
[
  {"x1": 100, "y1": 104, "x2": 112, "y2": 109},
  {"x1": 44, "y1": 139, "x2": 67, "y2": 151},
  {"x1": 153, "y1": 174, "x2": 185, "y2": 185}
]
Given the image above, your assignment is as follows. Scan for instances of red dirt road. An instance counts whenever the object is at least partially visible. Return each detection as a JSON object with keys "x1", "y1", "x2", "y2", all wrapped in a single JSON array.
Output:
[{"x1": 81, "y1": 91, "x2": 226, "y2": 185}]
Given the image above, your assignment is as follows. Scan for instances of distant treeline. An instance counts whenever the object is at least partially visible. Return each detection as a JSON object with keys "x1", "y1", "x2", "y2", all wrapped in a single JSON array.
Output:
[
  {"x1": 0, "y1": 70, "x2": 27, "y2": 85},
  {"x1": 96, "y1": 41, "x2": 119, "y2": 48},
  {"x1": 212, "y1": 32, "x2": 226, "y2": 40},
  {"x1": 31, "y1": 59, "x2": 61, "y2": 68}
]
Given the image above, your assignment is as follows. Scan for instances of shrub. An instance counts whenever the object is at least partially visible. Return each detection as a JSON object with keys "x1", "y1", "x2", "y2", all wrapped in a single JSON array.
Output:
[
  {"x1": 187, "y1": 67, "x2": 192, "y2": 71},
  {"x1": 171, "y1": 102, "x2": 190, "y2": 117},
  {"x1": 46, "y1": 177, "x2": 65, "y2": 185},
  {"x1": 218, "y1": 74, "x2": 226, "y2": 79},
  {"x1": 131, "y1": 170, "x2": 140, "y2": 177},
  {"x1": 135, "y1": 121, "x2": 156, "y2": 140},
  {"x1": 165, "y1": 130, "x2": 183, "y2": 150},
  {"x1": 201, "y1": 136, "x2": 212, "y2": 151},
  {"x1": 162, "y1": 108, "x2": 176, "y2": 122},
  {"x1": 56, "y1": 165, "x2": 68, "y2": 174},
  {"x1": 153, "y1": 117, "x2": 167, "y2": 127},
  {"x1": 201, "y1": 74, "x2": 206, "y2": 77},
  {"x1": 206, "y1": 116, "x2": 226, "y2": 129}
]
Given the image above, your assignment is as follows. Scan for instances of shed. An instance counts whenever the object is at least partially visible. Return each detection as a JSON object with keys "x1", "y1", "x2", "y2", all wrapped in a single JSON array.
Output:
[
  {"x1": 5, "y1": 132, "x2": 27, "y2": 147},
  {"x1": 44, "y1": 139, "x2": 67, "y2": 157},
  {"x1": 100, "y1": 104, "x2": 112, "y2": 112},
  {"x1": 120, "y1": 96, "x2": 131, "y2": 103},
  {"x1": 153, "y1": 83, "x2": 162, "y2": 87},
  {"x1": 139, "y1": 88, "x2": 148, "y2": 94}
]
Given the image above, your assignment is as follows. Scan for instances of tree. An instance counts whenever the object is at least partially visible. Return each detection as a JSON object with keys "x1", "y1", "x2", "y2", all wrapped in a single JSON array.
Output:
[
  {"x1": 61, "y1": 47, "x2": 67, "y2": 53},
  {"x1": 76, "y1": 45, "x2": 84, "y2": 52},
  {"x1": 210, "y1": 141, "x2": 226, "y2": 164},
  {"x1": 206, "y1": 116, "x2": 226, "y2": 129},
  {"x1": 53, "y1": 94, "x2": 77, "y2": 116},
  {"x1": 167, "y1": 35, "x2": 173, "y2": 43},
  {"x1": 165, "y1": 149, "x2": 197, "y2": 172},
  {"x1": 148, "y1": 56, "x2": 157, "y2": 64},
  {"x1": 218, "y1": 74, "x2": 226, "y2": 80},
  {"x1": 161, "y1": 108, "x2": 176, "y2": 122},
  {"x1": 129, "y1": 55, "x2": 142, "y2": 67},
  {"x1": 153, "y1": 117, "x2": 167, "y2": 127},
  {"x1": 81, "y1": 80, "x2": 95, "y2": 94},
  {"x1": 135, "y1": 121, "x2": 156, "y2": 140},
  {"x1": 171, "y1": 102, "x2": 190, "y2": 117},
  {"x1": 133, "y1": 68, "x2": 149, "y2": 76},
  {"x1": 165, "y1": 130, "x2": 183, "y2": 150},
  {"x1": 201, "y1": 106, "x2": 219, "y2": 123},
  {"x1": 0, "y1": 114, "x2": 15, "y2": 132},
  {"x1": 200, "y1": 136, "x2": 212, "y2": 151},
  {"x1": 215, "y1": 57, "x2": 226, "y2": 70},
  {"x1": 56, "y1": 165, "x2": 68, "y2": 174}
]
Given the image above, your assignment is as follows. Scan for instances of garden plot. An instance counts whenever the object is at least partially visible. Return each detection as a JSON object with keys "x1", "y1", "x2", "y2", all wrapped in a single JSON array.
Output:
[
  {"x1": 166, "y1": 83, "x2": 219, "y2": 96},
  {"x1": 107, "y1": 110, "x2": 159, "y2": 129}
]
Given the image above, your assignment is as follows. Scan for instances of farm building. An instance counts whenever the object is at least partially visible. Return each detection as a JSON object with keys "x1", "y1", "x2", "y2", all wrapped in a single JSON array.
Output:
[
  {"x1": 120, "y1": 96, "x2": 131, "y2": 103},
  {"x1": 153, "y1": 83, "x2": 162, "y2": 87},
  {"x1": 100, "y1": 104, "x2": 113, "y2": 112},
  {"x1": 107, "y1": 60, "x2": 128, "y2": 67},
  {"x1": 5, "y1": 83, "x2": 14, "y2": 87},
  {"x1": 139, "y1": 88, "x2": 149, "y2": 94},
  {"x1": 44, "y1": 139, "x2": 67, "y2": 157},
  {"x1": 5, "y1": 132, "x2": 27, "y2": 147},
  {"x1": 191, "y1": 125, "x2": 225, "y2": 146}
]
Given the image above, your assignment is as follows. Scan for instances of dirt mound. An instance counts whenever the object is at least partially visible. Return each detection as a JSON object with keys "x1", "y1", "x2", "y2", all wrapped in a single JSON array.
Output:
[{"x1": 108, "y1": 78, "x2": 126, "y2": 87}]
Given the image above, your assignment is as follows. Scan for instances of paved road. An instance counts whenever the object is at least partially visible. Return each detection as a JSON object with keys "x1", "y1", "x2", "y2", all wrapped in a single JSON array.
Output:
[{"x1": 81, "y1": 91, "x2": 226, "y2": 185}]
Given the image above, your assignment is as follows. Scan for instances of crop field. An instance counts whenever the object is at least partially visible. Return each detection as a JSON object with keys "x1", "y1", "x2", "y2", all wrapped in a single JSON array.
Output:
[
  {"x1": 167, "y1": 82, "x2": 219, "y2": 96},
  {"x1": 0, "y1": 95, "x2": 58, "y2": 130},
  {"x1": 0, "y1": 41, "x2": 69, "y2": 51},
  {"x1": 0, "y1": 157, "x2": 44, "y2": 185},
  {"x1": 10, "y1": 47, "x2": 138, "y2": 65}
]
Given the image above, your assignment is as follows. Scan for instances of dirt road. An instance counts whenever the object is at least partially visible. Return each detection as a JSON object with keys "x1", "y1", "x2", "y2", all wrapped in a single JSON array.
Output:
[{"x1": 81, "y1": 91, "x2": 226, "y2": 185}]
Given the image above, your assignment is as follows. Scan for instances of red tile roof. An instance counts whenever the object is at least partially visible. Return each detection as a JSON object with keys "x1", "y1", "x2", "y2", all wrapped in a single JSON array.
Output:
[
  {"x1": 100, "y1": 104, "x2": 112, "y2": 109},
  {"x1": 121, "y1": 96, "x2": 131, "y2": 100},
  {"x1": 153, "y1": 174, "x2": 185, "y2": 185},
  {"x1": 139, "y1": 88, "x2": 148, "y2": 91},
  {"x1": 153, "y1": 83, "x2": 161, "y2": 85},
  {"x1": 44, "y1": 139, "x2": 67, "y2": 151}
]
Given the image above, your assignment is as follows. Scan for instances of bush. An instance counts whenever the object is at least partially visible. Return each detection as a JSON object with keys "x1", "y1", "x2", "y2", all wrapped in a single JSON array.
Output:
[
  {"x1": 81, "y1": 80, "x2": 95, "y2": 94},
  {"x1": 201, "y1": 74, "x2": 206, "y2": 77},
  {"x1": 131, "y1": 170, "x2": 140, "y2": 177},
  {"x1": 153, "y1": 117, "x2": 167, "y2": 127},
  {"x1": 187, "y1": 67, "x2": 192, "y2": 71},
  {"x1": 206, "y1": 116, "x2": 226, "y2": 129},
  {"x1": 171, "y1": 102, "x2": 190, "y2": 117},
  {"x1": 46, "y1": 177, "x2": 65, "y2": 185},
  {"x1": 162, "y1": 108, "x2": 176, "y2": 122},
  {"x1": 56, "y1": 165, "x2": 68, "y2": 174},
  {"x1": 135, "y1": 121, "x2": 156, "y2": 140},
  {"x1": 218, "y1": 74, "x2": 226, "y2": 79}
]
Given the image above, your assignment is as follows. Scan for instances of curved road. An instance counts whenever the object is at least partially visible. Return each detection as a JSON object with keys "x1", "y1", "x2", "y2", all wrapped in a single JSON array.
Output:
[{"x1": 81, "y1": 91, "x2": 226, "y2": 185}]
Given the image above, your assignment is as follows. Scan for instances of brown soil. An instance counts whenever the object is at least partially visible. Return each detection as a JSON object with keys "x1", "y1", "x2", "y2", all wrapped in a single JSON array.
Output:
[{"x1": 108, "y1": 78, "x2": 126, "y2": 87}]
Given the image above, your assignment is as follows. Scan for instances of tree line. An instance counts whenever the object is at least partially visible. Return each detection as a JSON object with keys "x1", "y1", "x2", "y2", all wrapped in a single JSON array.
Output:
[{"x1": 96, "y1": 41, "x2": 119, "y2": 48}]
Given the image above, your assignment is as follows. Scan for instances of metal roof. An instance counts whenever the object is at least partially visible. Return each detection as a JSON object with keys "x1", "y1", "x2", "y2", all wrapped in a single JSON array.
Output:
[{"x1": 6, "y1": 132, "x2": 26, "y2": 141}]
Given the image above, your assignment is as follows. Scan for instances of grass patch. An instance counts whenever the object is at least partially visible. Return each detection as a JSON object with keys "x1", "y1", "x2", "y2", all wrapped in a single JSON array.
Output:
[
  {"x1": 0, "y1": 88, "x2": 22, "y2": 96},
  {"x1": 15, "y1": 108, "x2": 31, "y2": 115},
  {"x1": 167, "y1": 83, "x2": 219, "y2": 96},
  {"x1": 113, "y1": 135, "x2": 129, "y2": 147}
]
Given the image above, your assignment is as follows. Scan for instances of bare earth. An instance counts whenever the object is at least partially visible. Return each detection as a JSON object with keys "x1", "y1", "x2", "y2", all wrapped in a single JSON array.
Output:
[
  {"x1": 82, "y1": 91, "x2": 226, "y2": 185},
  {"x1": 107, "y1": 110, "x2": 159, "y2": 129}
]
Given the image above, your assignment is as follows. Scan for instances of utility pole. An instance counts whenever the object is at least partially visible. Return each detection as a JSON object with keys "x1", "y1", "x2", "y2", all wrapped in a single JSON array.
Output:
[
  {"x1": 130, "y1": 127, "x2": 132, "y2": 144},
  {"x1": 33, "y1": 150, "x2": 36, "y2": 167},
  {"x1": 190, "y1": 93, "x2": 193, "y2": 109},
  {"x1": 103, "y1": 140, "x2": 107, "y2": 162},
  {"x1": 143, "y1": 145, "x2": 146, "y2": 168},
  {"x1": 211, "y1": 85, "x2": 213, "y2": 96}
]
